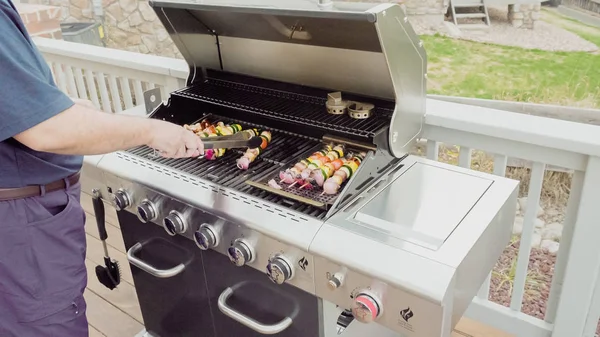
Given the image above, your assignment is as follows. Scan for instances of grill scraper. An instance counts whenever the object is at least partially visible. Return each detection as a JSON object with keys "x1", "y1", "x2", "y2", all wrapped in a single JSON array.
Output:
[{"x1": 92, "y1": 189, "x2": 121, "y2": 290}]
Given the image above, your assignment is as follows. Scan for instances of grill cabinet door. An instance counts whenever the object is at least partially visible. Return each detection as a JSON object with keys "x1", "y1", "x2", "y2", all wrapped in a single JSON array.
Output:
[
  {"x1": 118, "y1": 211, "x2": 216, "y2": 337},
  {"x1": 202, "y1": 249, "x2": 320, "y2": 337}
]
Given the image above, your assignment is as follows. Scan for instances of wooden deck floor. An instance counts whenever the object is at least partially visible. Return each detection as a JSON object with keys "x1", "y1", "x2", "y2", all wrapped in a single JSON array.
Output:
[{"x1": 79, "y1": 191, "x2": 514, "y2": 337}]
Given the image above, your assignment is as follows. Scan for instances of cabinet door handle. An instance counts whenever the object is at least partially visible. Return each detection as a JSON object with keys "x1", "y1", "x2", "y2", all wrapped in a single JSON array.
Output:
[
  {"x1": 126, "y1": 242, "x2": 185, "y2": 278},
  {"x1": 218, "y1": 287, "x2": 293, "y2": 334}
]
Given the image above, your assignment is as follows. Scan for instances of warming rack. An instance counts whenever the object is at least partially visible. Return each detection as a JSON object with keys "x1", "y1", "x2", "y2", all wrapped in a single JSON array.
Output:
[{"x1": 173, "y1": 76, "x2": 394, "y2": 141}]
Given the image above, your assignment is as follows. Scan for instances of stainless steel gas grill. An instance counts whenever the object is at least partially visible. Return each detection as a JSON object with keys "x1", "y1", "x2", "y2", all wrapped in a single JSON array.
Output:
[{"x1": 82, "y1": 1, "x2": 520, "y2": 337}]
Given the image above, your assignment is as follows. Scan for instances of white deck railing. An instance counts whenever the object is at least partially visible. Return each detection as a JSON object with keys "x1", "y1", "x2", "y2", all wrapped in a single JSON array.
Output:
[{"x1": 35, "y1": 37, "x2": 600, "y2": 337}]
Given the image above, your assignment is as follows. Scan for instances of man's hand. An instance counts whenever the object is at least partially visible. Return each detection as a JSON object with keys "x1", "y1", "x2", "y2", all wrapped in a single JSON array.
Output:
[
  {"x1": 147, "y1": 120, "x2": 204, "y2": 159},
  {"x1": 70, "y1": 96, "x2": 204, "y2": 158}
]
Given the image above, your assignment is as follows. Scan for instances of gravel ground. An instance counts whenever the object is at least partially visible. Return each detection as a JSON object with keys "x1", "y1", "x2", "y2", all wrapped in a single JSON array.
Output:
[
  {"x1": 408, "y1": 6, "x2": 599, "y2": 52},
  {"x1": 489, "y1": 237, "x2": 600, "y2": 336},
  {"x1": 489, "y1": 239, "x2": 555, "y2": 318}
]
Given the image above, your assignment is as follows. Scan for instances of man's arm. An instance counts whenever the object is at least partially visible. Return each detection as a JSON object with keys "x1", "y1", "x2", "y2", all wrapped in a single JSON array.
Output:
[
  {"x1": 13, "y1": 100, "x2": 204, "y2": 158},
  {"x1": 14, "y1": 101, "x2": 152, "y2": 155},
  {"x1": 0, "y1": 5, "x2": 202, "y2": 159}
]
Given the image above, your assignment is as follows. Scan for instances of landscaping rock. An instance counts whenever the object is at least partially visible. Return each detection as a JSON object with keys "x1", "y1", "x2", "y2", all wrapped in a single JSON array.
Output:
[
  {"x1": 513, "y1": 216, "x2": 545, "y2": 234},
  {"x1": 541, "y1": 239, "x2": 560, "y2": 254},
  {"x1": 518, "y1": 197, "x2": 544, "y2": 217},
  {"x1": 513, "y1": 218, "x2": 523, "y2": 235},
  {"x1": 531, "y1": 232, "x2": 542, "y2": 248},
  {"x1": 542, "y1": 223, "x2": 563, "y2": 241},
  {"x1": 535, "y1": 218, "x2": 545, "y2": 229}
]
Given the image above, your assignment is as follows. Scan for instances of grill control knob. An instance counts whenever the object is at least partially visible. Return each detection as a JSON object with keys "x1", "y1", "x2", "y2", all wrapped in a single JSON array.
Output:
[
  {"x1": 266, "y1": 255, "x2": 294, "y2": 285},
  {"x1": 194, "y1": 224, "x2": 219, "y2": 250},
  {"x1": 351, "y1": 291, "x2": 382, "y2": 324},
  {"x1": 163, "y1": 211, "x2": 187, "y2": 236},
  {"x1": 227, "y1": 239, "x2": 254, "y2": 267},
  {"x1": 111, "y1": 189, "x2": 131, "y2": 211},
  {"x1": 136, "y1": 200, "x2": 157, "y2": 223},
  {"x1": 327, "y1": 272, "x2": 345, "y2": 290}
]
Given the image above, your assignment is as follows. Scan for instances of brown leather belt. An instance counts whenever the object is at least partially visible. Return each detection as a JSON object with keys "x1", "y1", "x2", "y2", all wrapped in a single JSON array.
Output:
[{"x1": 0, "y1": 172, "x2": 81, "y2": 202}]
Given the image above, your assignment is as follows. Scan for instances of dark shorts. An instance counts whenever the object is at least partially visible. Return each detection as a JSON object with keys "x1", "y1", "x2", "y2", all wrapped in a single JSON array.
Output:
[{"x1": 0, "y1": 180, "x2": 89, "y2": 337}]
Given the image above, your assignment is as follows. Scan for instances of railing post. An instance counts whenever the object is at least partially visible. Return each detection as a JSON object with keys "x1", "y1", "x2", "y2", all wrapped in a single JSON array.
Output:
[
  {"x1": 552, "y1": 156, "x2": 600, "y2": 337},
  {"x1": 545, "y1": 170, "x2": 585, "y2": 323},
  {"x1": 161, "y1": 76, "x2": 182, "y2": 102}
]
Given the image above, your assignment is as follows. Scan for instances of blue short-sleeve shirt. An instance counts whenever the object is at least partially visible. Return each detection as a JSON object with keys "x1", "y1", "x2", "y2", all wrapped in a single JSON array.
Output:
[{"x1": 0, "y1": 0, "x2": 82, "y2": 188}]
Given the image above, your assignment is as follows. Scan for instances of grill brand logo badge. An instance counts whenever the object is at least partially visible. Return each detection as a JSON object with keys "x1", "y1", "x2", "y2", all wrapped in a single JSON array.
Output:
[
  {"x1": 298, "y1": 257, "x2": 308, "y2": 271},
  {"x1": 398, "y1": 307, "x2": 415, "y2": 332},
  {"x1": 400, "y1": 307, "x2": 413, "y2": 322}
]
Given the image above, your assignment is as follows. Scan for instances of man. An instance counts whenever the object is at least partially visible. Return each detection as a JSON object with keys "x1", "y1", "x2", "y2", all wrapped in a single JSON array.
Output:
[{"x1": 0, "y1": 0, "x2": 204, "y2": 335}]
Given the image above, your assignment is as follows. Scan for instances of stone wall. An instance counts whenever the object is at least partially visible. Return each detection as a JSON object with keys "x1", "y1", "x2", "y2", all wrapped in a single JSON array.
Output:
[
  {"x1": 100, "y1": 0, "x2": 180, "y2": 57},
  {"x1": 508, "y1": 3, "x2": 542, "y2": 29},
  {"x1": 23, "y1": 0, "x2": 181, "y2": 58},
  {"x1": 23, "y1": 0, "x2": 444, "y2": 57}
]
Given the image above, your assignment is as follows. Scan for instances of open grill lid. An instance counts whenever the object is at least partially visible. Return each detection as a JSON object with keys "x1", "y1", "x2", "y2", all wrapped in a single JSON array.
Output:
[{"x1": 149, "y1": 0, "x2": 427, "y2": 158}]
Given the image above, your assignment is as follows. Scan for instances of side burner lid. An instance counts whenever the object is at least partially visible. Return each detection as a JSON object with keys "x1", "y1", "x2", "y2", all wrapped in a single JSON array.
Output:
[{"x1": 354, "y1": 163, "x2": 493, "y2": 250}]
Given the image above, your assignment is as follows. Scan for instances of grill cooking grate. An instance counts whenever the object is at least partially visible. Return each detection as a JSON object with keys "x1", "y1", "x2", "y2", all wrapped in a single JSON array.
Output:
[
  {"x1": 245, "y1": 143, "x2": 369, "y2": 210},
  {"x1": 126, "y1": 115, "x2": 331, "y2": 218},
  {"x1": 175, "y1": 78, "x2": 393, "y2": 140}
]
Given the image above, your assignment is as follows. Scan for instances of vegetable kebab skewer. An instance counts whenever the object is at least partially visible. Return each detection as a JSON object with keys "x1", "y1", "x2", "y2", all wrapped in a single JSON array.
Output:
[
  {"x1": 296, "y1": 145, "x2": 347, "y2": 189},
  {"x1": 277, "y1": 144, "x2": 337, "y2": 185},
  {"x1": 322, "y1": 152, "x2": 366, "y2": 195},
  {"x1": 185, "y1": 119, "x2": 244, "y2": 160},
  {"x1": 204, "y1": 121, "x2": 244, "y2": 160},
  {"x1": 237, "y1": 130, "x2": 272, "y2": 170},
  {"x1": 299, "y1": 145, "x2": 345, "y2": 179},
  {"x1": 298, "y1": 151, "x2": 363, "y2": 190},
  {"x1": 183, "y1": 118, "x2": 211, "y2": 133},
  {"x1": 273, "y1": 144, "x2": 347, "y2": 189},
  {"x1": 269, "y1": 146, "x2": 334, "y2": 190}
]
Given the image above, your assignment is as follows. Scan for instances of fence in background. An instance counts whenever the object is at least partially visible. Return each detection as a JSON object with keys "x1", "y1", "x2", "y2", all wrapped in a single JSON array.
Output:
[{"x1": 560, "y1": 0, "x2": 600, "y2": 15}]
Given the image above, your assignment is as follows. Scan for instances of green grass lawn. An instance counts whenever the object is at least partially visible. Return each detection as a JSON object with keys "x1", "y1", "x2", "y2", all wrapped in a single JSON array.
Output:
[{"x1": 421, "y1": 9, "x2": 600, "y2": 108}]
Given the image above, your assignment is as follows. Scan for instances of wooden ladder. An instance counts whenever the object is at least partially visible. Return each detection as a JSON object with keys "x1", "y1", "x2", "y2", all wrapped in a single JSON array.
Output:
[{"x1": 448, "y1": 0, "x2": 491, "y2": 30}]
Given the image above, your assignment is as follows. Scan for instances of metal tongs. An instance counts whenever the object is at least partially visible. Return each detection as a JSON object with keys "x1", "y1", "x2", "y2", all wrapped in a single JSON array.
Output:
[
  {"x1": 200, "y1": 130, "x2": 263, "y2": 150},
  {"x1": 149, "y1": 130, "x2": 262, "y2": 158}
]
